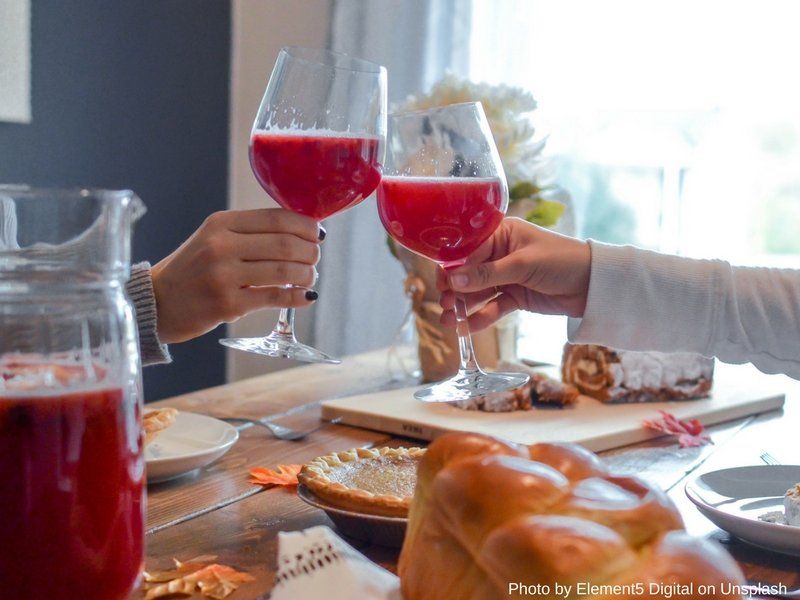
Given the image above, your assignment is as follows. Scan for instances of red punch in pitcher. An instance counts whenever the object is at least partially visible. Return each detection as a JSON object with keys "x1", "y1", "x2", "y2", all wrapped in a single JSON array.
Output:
[{"x1": 0, "y1": 186, "x2": 146, "y2": 600}]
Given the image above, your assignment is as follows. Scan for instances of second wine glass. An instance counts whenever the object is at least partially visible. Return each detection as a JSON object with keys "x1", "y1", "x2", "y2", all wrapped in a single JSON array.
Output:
[
  {"x1": 220, "y1": 46, "x2": 387, "y2": 364},
  {"x1": 377, "y1": 102, "x2": 529, "y2": 402}
]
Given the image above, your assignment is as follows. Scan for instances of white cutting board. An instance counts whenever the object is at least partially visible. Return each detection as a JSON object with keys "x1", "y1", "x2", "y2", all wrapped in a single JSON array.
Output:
[{"x1": 321, "y1": 363, "x2": 786, "y2": 452}]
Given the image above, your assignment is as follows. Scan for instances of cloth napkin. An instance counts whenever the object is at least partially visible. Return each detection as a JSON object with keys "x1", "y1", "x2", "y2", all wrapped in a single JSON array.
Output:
[{"x1": 270, "y1": 526, "x2": 402, "y2": 600}]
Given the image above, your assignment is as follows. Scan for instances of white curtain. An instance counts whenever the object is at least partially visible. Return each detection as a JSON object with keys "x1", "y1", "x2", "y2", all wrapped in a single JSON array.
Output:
[
  {"x1": 0, "y1": 0, "x2": 31, "y2": 123},
  {"x1": 313, "y1": 0, "x2": 472, "y2": 356}
]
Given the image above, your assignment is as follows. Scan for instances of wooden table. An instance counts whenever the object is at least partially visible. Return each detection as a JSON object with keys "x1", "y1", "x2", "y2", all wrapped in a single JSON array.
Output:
[{"x1": 143, "y1": 350, "x2": 800, "y2": 598}]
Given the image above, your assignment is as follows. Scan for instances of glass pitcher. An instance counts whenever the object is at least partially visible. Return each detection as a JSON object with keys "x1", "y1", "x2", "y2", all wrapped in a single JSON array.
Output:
[{"x1": 0, "y1": 185, "x2": 146, "y2": 600}]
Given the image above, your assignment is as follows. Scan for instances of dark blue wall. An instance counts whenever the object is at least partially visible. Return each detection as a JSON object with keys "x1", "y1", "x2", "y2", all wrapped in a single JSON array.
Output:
[{"x1": 0, "y1": 1, "x2": 231, "y2": 400}]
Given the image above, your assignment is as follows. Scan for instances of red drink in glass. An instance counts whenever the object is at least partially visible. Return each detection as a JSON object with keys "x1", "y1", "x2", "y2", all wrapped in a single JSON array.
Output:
[
  {"x1": 377, "y1": 176, "x2": 505, "y2": 264},
  {"x1": 250, "y1": 131, "x2": 382, "y2": 219},
  {"x1": 0, "y1": 365, "x2": 144, "y2": 600}
]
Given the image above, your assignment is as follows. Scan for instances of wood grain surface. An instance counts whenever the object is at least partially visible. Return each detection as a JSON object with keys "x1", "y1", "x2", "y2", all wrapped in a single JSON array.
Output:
[{"x1": 140, "y1": 350, "x2": 800, "y2": 599}]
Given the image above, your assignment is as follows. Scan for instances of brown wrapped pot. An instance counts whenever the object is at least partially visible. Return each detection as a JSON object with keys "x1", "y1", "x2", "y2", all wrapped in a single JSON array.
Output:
[{"x1": 396, "y1": 245, "x2": 514, "y2": 383}]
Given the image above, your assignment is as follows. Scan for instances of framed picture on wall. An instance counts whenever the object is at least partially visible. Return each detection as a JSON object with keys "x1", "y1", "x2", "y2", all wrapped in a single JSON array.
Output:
[{"x1": 0, "y1": 0, "x2": 31, "y2": 124}]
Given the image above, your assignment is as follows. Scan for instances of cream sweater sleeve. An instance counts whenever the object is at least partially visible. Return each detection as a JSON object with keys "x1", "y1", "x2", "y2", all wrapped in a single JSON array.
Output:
[{"x1": 568, "y1": 241, "x2": 800, "y2": 379}]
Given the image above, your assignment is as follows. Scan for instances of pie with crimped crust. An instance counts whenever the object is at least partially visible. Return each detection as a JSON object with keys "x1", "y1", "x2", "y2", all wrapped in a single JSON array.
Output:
[{"x1": 299, "y1": 446, "x2": 426, "y2": 518}]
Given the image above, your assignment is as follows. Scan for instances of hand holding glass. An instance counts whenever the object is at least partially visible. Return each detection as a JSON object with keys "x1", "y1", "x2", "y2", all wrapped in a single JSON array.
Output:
[
  {"x1": 220, "y1": 46, "x2": 387, "y2": 363},
  {"x1": 377, "y1": 102, "x2": 529, "y2": 401}
]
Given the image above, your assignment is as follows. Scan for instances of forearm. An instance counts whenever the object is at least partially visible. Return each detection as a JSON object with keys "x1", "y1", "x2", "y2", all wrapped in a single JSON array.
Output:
[
  {"x1": 713, "y1": 263, "x2": 800, "y2": 376},
  {"x1": 569, "y1": 241, "x2": 800, "y2": 378},
  {"x1": 127, "y1": 262, "x2": 171, "y2": 366}
]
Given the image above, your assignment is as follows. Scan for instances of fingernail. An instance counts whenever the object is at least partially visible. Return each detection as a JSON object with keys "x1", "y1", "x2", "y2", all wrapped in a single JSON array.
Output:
[
  {"x1": 305, "y1": 290, "x2": 319, "y2": 301},
  {"x1": 450, "y1": 274, "x2": 469, "y2": 288},
  {"x1": 318, "y1": 225, "x2": 327, "y2": 241}
]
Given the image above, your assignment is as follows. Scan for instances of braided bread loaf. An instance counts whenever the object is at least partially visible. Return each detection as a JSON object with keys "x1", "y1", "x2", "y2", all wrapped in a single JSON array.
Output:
[{"x1": 399, "y1": 432, "x2": 745, "y2": 600}]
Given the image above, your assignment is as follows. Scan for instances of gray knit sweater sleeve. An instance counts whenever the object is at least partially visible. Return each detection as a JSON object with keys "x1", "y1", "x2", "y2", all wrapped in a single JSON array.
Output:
[{"x1": 127, "y1": 262, "x2": 171, "y2": 366}]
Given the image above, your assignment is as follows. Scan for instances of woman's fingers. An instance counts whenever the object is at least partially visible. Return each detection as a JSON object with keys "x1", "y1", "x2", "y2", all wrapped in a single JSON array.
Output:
[
  {"x1": 439, "y1": 287, "x2": 501, "y2": 312},
  {"x1": 446, "y1": 253, "x2": 531, "y2": 293},
  {"x1": 210, "y1": 208, "x2": 322, "y2": 242},
  {"x1": 434, "y1": 232, "x2": 505, "y2": 294},
  {"x1": 440, "y1": 293, "x2": 520, "y2": 332},
  {"x1": 441, "y1": 288, "x2": 580, "y2": 331},
  {"x1": 234, "y1": 232, "x2": 320, "y2": 264},
  {"x1": 238, "y1": 285, "x2": 317, "y2": 313},
  {"x1": 237, "y1": 261, "x2": 317, "y2": 288}
]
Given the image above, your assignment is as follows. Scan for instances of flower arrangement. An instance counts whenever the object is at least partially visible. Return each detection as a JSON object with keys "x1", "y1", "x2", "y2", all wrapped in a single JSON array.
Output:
[{"x1": 396, "y1": 74, "x2": 565, "y2": 228}]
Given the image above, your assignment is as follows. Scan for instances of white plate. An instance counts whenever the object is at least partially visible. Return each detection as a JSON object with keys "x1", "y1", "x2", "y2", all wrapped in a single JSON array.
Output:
[
  {"x1": 685, "y1": 465, "x2": 800, "y2": 557},
  {"x1": 145, "y1": 411, "x2": 239, "y2": 483}
]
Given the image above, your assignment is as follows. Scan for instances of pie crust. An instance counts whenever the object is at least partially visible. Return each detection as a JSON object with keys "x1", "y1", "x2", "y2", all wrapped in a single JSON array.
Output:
[
  {"x1": 143, "y1": 407, "x2": 178, "y2": 445},
  {"x1": 299, "y1": 446, "x2": 426, "y2": 518}
]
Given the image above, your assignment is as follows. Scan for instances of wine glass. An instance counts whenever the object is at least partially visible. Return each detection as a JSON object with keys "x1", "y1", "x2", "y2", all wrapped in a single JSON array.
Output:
[
  {"x1": 377, "y1": 102, "x2": 529, "y2": 402},
  {"x1": 220, "y1": 46, "x2": 387, "y2": 364}
]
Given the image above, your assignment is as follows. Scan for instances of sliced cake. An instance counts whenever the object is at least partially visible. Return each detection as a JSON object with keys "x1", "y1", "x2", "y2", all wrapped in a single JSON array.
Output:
[{"x1": 562, "y1": 343, "x2": 713, "y2": 403}]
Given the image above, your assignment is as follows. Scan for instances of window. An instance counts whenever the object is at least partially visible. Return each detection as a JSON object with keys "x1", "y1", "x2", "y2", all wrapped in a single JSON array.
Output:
[
  {"x1": 469, "y1": 0, "x2": 800, "y2": 264},
  {"x1": 468, "y1": 0, "x2": 800, "y2": 360}
]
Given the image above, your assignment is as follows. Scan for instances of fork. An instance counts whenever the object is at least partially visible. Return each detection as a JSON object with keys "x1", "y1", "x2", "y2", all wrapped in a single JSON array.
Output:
[
  {"x1": 760, "y1": 452, "x2": 781, "y2": 466},
  {"x1": 219, "y1": 416, "x2": 342, "y2": 441}
]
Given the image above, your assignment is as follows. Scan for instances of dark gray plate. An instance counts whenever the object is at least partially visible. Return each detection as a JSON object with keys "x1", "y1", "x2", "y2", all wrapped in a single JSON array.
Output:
[
  {"x1": 685, "y1": 465, "x2": 800, "y2": 557},
  {"x1": 297, "y1": 484, "x2": 408, "y2": 548}
]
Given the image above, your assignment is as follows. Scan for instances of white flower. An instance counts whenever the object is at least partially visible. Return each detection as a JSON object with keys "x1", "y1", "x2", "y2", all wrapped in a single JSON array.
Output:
[{"x1": 397, "y1": 74, "x2": 549, "y2": 185}]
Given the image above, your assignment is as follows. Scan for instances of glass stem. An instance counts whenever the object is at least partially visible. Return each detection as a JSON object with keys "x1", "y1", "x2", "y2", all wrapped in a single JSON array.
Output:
[
  {"x1": 454, "y1": 294, "x2": 480, "y2": 375},
  {"x1": 273, "y1": 307, "x2": 297, "y2": 340}
]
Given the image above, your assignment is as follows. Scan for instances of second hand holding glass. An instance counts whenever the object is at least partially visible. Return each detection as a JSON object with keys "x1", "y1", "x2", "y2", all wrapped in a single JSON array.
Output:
[
  {"x1": 220, "y1": 46, "x2": 387, "y2": 364},
  {"x1": 377, "y1": 102, "x2": 529, "y2": 402}
]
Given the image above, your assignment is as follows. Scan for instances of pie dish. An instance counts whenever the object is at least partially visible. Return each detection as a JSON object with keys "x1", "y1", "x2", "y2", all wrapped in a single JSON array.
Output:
[
  {"x1": 299, "y1": 446, "x2": 425, "y2": 518},
  {"x1": 296, "y1": 484, "x2": 408, "y2": 547},
  {"x1": 143, "y1": 407, "x2": 179, "y2": 445}
]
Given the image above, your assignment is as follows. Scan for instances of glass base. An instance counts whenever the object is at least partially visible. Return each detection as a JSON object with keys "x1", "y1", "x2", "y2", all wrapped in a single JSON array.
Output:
[
  {"x1": 414, "y1": 370, "x2": 530, "y2": 403},
  {"x1": 219, "y1": 333, "x2": 341, "y2": 364}
]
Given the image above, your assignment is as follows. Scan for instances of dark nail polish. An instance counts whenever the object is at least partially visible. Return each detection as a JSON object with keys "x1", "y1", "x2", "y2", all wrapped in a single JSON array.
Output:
[
  {"x1": 305, "y1": 290, "x2": 319, "y2": 301},
  {"x1": 318, "y1": 225, "x2": 327, "y2": 241}
]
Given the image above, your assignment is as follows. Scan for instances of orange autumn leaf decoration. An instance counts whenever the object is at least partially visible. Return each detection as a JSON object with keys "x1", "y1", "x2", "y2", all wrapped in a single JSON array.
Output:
[
  {"x1": 143, "y1": 558, "x2": 255, "y2": 599},
  {"x1": 249, "y1": 464, "x2": 302, "y2": 487},
  {"x1": 144, "y1": 558, "x2": 209, "y2": 584}
]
